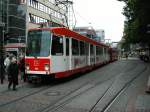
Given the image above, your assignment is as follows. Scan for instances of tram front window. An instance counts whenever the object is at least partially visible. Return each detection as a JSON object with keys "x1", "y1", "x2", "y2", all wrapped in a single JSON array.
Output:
[{"x1": 26, "y1": 30, "x2": 51, "y2": 57}]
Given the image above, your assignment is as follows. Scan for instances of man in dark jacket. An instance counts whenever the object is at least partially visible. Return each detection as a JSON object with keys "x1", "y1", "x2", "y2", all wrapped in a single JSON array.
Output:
[{"x1": 8, "y1": 57, "x2": 19, "y2": 90}]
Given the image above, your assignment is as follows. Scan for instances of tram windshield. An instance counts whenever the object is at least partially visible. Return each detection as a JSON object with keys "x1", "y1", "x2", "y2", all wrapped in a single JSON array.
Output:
[{"x1": 26, "y1": 30, "x2": 51, "y2": 57}]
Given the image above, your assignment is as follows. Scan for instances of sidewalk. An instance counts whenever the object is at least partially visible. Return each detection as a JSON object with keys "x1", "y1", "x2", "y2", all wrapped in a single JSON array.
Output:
[
  {"x1": 0, "y1": 75, "x2": 27, "y2": 92},
  {"x1": 126, "y1": 64, "x2": 150, "y2": 112},
  {"x1": 134, "y1": 76, "x2": 150, "y2": 112}
]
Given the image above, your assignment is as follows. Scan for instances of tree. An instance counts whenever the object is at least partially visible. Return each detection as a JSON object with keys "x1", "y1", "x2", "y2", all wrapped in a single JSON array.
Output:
[{"x1": 118, "y1": 0, "x2": 150, "y2": 49}]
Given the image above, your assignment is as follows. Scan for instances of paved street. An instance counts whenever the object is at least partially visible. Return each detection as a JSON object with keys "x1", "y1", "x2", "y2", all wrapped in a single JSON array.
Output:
[{"x1": 0, "y1": 59, "x2": 149, "y2": 112}]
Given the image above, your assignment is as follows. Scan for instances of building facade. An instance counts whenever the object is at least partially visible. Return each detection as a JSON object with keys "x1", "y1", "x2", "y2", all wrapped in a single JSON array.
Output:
[
  {"x1": 27, "y1": 0, "x2": 67, "y2": 29},
  {"x1": 73, "y1": 27, "x2": 97, "y2": 40},
  {"x1": 0, "y1": 0, "x2": 7, "y2": 31},
  {"x1": 5, "y1": 0, "x2": 67, "y2": 44},
  {"x1": 0, "y1": 0, "x2": 7, "y2": 52},
  {"x1": 0, "y1": 0, "x2": 7, "y2": 79},
  {"x1": 8, "y1": 0, "x2": 26, "y2": 43},
  {"x1": 2, "y1": 0, "x2": 68, "y2": 57},
  {"x1": 95, "y1": 29, "x2": 105, "y2": 42}
]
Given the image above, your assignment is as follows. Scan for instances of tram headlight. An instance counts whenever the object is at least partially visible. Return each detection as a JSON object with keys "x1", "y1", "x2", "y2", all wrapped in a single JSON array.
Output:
[{"x1": 44, "y1": 64, "x2": 49, "y2": 71}]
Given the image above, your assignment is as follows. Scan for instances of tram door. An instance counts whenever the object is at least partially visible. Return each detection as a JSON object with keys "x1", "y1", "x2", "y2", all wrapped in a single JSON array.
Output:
[
  {"x1": 51, "y1": 35, "x2": 68, "y2": 73},
  {"x1": 85, "y1": 43, "x2": 89, "y2": 65},
  {"x1": 64, "y1": 38, "x2": 70, "y2": 71}
]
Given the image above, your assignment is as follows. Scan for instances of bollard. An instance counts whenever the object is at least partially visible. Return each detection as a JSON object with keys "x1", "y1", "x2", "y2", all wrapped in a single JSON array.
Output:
[{"x1": 146, "y1": 75, "x2": 150, "y2": 93}]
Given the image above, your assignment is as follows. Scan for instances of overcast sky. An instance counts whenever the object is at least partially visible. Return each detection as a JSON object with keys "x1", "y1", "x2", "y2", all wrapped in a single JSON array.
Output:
[{"x1": 73, "y1": 0, "x2": 125, "y2": 42}]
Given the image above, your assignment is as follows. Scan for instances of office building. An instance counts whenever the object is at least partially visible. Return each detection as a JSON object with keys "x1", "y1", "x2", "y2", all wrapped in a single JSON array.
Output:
[
  {"x1": 5, "y1": 0, "x2": 67, "y2": 44},
  {"x1": 73, "y1": 27, "x2": 97, "y2": 40},
  {"x1": 95, "y1": 29, "x2": 105, "y2": 42},
  {"x1": 2, "y1": 0, "x2": 68, "y2": 56}
]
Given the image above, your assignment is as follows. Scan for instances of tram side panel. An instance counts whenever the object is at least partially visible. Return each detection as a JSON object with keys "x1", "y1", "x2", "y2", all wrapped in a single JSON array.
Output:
[
  {"x1": 25, "y1": 27, "x2": 113, "y2": 81},
  {"x1": 51, "y1": 37, "x2": 91, "y2": 78},
  {"x1": 69, "y1": 39, "x2": 90, "y2": 74},
  {"x1": 95, "y1": 46, "x2": 105, "y2": 65}
]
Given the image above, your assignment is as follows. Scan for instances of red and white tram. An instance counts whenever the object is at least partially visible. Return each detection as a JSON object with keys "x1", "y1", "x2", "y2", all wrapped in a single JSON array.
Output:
[{"x1": 25, "y1": 27, "x2": 115, "y2": 82}]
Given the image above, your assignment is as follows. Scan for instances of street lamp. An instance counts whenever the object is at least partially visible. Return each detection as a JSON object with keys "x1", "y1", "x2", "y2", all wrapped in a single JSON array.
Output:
[{"x1": 0, "y1": 22, "x2": 5, "y2": 84}]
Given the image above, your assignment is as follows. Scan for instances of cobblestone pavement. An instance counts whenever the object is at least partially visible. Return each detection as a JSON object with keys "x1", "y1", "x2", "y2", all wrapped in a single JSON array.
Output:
[
  {"x1": 0, "y1": 75, "x2": 27, "y2": 92},
  {"x1": 0, "y1": 59, "x2": 149, "y2": 112}
]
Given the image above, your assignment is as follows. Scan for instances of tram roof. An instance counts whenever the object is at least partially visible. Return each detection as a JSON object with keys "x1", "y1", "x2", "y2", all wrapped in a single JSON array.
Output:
[{"x1": 29, "y1": 27, "x2": 109, "y2": 48}]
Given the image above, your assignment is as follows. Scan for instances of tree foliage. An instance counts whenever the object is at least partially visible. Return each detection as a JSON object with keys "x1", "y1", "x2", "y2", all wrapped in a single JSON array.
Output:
[{"x1": 118, "y1": 0, "x2": 150, "y2": 48}]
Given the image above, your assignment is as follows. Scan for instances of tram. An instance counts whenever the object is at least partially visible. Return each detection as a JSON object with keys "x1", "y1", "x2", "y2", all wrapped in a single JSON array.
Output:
[{"x1": 25, "y1": 27, "x2": 115, "y2": 82}]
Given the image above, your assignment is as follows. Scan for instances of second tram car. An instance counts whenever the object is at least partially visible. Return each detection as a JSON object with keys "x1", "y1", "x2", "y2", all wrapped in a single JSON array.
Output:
[{"x1": 25, "y1": 27, "x2": 115, "y2": 82}]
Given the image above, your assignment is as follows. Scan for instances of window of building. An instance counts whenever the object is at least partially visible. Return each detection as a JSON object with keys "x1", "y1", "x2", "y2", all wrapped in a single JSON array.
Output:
[
  {"x1": 48, "y1": 8, "x2": 51, "y2": 14},
  {"x1": 39, "y1": 3, "x2": 44, "y2": 11},
  {"x1": 28, "y1": 0, "x2": 66, "y2": 25},
  {"x1": 29, "y1": 14, "x2": 48, "y2": 23}
]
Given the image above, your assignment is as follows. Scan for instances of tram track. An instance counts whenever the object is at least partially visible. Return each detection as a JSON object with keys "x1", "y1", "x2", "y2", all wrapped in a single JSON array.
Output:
[
  {"x1": 0, "y1": 72, "x2": 118, "y2": 112},
  {"x1": 37, "y1": 63, "x2": 136, "y2": 112},
  {"x1": 90, "y1": 64, "x2": 147, "y2": 112},
  {"x1": 0, "y1": 60, "x2": 141, "y2": 112},
  {"x1": 36, "y1": 75, "x2": 121, "y2": 112},
  {"x1": 36, "y1": 76, "x2": 116, "y2": 112},
  {"x1": 0, "y1": 85, "x2": 52, "y2": 107},
  {"x1": 38, "y1": 62, "x2": 147, "y2": 112},
  {"x1": 0, "y1": 62, "x2": 120, "y2": 109},
  {"x1": 0, "y1": 74, "x2": 115, "y2": 112}
]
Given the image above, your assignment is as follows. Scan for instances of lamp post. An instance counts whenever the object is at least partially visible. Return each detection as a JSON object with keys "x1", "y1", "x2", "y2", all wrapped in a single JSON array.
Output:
[{"x1": 0, "y1": 22, "x2": 5, "y2": 84}]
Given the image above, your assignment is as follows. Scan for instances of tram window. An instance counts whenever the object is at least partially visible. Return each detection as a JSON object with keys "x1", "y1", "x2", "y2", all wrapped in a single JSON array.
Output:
[
  {"x1": 105, "y1": 48, "x2": 108, "y2": 54},
  {"x1": 104, "y1": 48, "x2": 106, "y2": 55},
  {"x1": 96, "y1": 46, "x2": 101, "y2": 55},
  {"x1": 72, "y1": 39, "x2": 79, "y2": 55},
  {"x1": 101, "y1": 47, "x2": 103, "y2": 54},
  {"x1": 66, "y1": 38, "x2": 69, "y2": 56},
  {"x1": 90, "y1": 44, "x2": 94, "y2": 55},
  {"x1": 51, "y1": 35, "x2": 63, "y2": 55},
  {"x1": 80, "y1": 41, "x2": 85, "y2": 55},
  {"x1": 85, "y1": 43, "x2": 89, "y2": 55}
]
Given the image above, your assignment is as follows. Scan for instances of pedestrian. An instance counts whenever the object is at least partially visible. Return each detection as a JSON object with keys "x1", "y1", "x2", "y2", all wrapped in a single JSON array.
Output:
[
  {"x1": 19, "y1": 56, "x2": 26, "y2": 82},
  {"x1": 8, "y1": 57, "x2": 19, "y2": 90},
  {"x1": 4, "y1": 55, "x2": 11, "y2": 78}
]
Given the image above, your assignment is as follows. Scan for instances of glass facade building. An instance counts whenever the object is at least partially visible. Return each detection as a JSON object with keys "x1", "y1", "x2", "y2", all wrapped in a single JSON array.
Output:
[
  {"x1": 0, "y1": 0, "x2": 7, "y2": 79},
  {"x1": 0, "y1": 0, "x2": 7, "y2": 30},
  {"x1": 8, "y1": 0, "x2": 26, "y2": 43},
  {"x1": 1, "y1": 0, "x2": 67, "y2": 45}
]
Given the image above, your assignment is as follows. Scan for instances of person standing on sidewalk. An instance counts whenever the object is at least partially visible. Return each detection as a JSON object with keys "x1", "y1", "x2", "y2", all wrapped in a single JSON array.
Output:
[
  {"x1": 19, "y1": 56, "x2": 26, "y2": 82},
  {"x1": 8, "y1": 57, "x2": 19, "y2": 90},
  {"x1": 4, "y1": 54, "x2": 10, "y2": 79}
]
